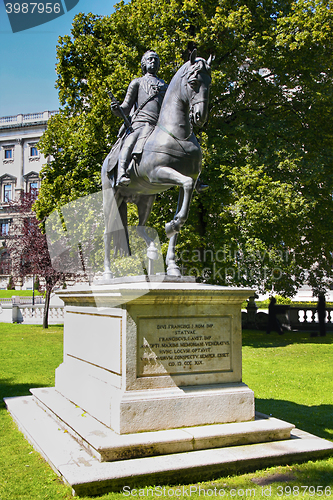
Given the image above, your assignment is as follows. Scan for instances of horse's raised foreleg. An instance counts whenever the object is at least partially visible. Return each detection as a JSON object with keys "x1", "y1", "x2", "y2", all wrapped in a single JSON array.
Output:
[
  {"x1": 149, "y1": 166, "x2": 195, "y2": 277},
  {"x1": 148, "y1": 166, "x2": 195, "y2": 238}
]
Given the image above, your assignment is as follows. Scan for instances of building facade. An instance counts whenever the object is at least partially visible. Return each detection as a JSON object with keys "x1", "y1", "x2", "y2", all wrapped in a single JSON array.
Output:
[{"x1": 0, "y1": 110, "x2": 57, "y2": 286}]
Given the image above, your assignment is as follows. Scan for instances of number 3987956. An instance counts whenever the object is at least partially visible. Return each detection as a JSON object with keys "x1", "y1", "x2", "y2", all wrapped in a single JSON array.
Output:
[{"x1": 5, "y1": 3, "x2": 61, "y2": 14}]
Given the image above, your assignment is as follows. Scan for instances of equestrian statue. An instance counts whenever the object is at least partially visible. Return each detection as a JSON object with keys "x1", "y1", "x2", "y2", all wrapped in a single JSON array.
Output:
[{"x1": 102, "y1": 49, "x2": 212, "y2": 278}]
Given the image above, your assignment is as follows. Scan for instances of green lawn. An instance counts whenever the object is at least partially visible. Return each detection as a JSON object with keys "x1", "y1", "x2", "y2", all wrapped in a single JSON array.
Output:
[
  {"x1": 0, "y1": 290, "x2": 42, "y2": 298},
  {"x1": 0, "y1": 325, "x2": 332, "y2": 499},
  {"x1": 242, "y1": 330, "x2": 333, "y2": 441}
]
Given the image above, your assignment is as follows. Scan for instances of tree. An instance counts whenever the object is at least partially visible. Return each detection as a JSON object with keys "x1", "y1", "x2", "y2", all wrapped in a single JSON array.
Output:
[
  {"x1": 7, "y1": 192, "x2": 74, "y2": 328},
  {"x1": 35, "y1": 0, "x2": 333, "y2": 296},
  {"x1": 7, "y1": 275, "x2": 15, "y2": 290}
]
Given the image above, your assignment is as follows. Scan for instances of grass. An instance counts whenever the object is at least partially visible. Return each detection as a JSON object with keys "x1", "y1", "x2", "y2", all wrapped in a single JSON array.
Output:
[
  {"x1": 242, "y1": 330, "x2": 333, "y2": 440},
  {"x1": 0, "y1": 324, "x2": 70, "y2": 500},
  {"x1": 0, "y1": 290, "x2": 42, "y2": 298},
  {"x1": 0, "y1": 325, "x2": 332, "y2": 499}
]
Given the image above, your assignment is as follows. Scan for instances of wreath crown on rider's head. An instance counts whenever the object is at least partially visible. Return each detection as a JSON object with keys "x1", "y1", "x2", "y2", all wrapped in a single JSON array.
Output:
[{"x1": 141, "y1": 50, "x2": 160, "y2": 74}]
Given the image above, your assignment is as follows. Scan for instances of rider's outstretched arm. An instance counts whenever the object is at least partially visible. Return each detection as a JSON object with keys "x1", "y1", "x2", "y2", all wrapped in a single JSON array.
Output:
[{"x1": 112, "y1": 79, "x2": 140, "y2": 117}]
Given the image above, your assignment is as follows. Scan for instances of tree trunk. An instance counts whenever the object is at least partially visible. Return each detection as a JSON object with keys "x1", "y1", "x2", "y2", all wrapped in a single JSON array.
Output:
[{"x1": 43, "y1": 286, "x2": 51, "y2": 329}]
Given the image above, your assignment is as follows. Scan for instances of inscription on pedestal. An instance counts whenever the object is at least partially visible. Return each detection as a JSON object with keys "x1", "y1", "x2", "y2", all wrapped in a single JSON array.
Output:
[{"x1": 138, "y1": 316, "x2": 232, "y2": 376}]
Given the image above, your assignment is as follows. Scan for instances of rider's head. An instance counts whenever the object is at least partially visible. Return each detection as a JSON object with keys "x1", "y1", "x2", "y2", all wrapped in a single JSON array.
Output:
[{"x1": 141, "y1": 50, "x2": 160, "y2": 75}]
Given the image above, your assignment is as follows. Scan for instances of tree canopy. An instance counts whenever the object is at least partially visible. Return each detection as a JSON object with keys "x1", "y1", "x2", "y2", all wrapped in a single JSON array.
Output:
[{"x1": 35, "y1": 0, "x2": 333, "y2": 296}]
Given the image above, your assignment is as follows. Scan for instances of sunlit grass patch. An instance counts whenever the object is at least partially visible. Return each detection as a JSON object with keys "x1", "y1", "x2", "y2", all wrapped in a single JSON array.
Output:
[{"x1": 0, "y1": 325, "x2": 332, "y2": 499}]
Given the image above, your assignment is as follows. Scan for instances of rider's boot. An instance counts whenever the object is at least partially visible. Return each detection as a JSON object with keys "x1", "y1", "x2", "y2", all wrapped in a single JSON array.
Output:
[{"x1": 116, "y1": 161, "x2": 131, "y2": 187}]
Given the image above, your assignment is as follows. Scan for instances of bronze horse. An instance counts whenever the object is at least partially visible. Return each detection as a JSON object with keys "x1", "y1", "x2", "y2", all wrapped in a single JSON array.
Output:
[{"x1": 102, "y1": 50, "x2": 212, "y2": 278}]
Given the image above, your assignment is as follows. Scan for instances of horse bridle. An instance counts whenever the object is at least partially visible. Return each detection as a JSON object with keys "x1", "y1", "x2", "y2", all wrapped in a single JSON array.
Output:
[{"x1": 157, "y1": 71, "x2": 210, "y2": 142}]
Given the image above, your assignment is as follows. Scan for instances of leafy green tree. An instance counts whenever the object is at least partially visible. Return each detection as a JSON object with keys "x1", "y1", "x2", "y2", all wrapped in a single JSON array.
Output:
[{"x1": 36, "y1": 0, "x2": 333, "y2": 296}]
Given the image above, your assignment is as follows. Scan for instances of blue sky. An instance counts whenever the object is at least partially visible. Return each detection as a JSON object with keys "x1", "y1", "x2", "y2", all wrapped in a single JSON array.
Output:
[{"x1": 0, "y1": 0, "x2": 116, "y2": 117}]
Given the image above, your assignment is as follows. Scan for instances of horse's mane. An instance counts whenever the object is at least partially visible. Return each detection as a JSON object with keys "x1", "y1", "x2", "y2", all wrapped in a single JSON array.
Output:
[
  {"x1": 180, "y1": 57, "x2": 212, "y2": 81},
  {"x1": 162, "y1": 57, "x2": 211, "y2": 100}
]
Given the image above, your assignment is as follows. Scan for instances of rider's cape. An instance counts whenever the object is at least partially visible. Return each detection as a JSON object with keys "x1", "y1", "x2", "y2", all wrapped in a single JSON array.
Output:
[
  {"x1": 105, "y1": 136, "x2": 123, "y2": 174},
  {"x1": 105, "y1": 120, "x2": 127, "y2": 175}
]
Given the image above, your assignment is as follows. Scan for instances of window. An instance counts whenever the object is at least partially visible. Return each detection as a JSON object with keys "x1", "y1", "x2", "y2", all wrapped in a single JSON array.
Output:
[
  {"x1": 30, "y1": 146, "x2": 38, "y2": 157},
  {"x1": 3, "y1": 184, "x2": 12, "y2": 202},
  {"x1": 29, "y1": 181, "x2": 38, "y2": 198},
  {"x1": 0, "y1": 221, "x2": 10, "y2": 236},
  {"x1": 3, "y1": 147, "x2": 14, "y2": 162},
  {"x1": 24, "y1": 172, "x2": 39, "y2": 194},
  {"x1": 0, "y1": 251, "x2": 11, "y2": 275}
]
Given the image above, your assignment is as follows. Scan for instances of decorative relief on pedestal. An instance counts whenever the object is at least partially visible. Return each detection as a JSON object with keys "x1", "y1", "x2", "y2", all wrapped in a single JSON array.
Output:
[{"x1": 138, "y1": 316, "x2": 232, "y2": 376}]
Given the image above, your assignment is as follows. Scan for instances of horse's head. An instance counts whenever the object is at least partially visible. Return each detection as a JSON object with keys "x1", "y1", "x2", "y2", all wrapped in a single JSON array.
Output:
[{"x1": 182, "y1": 50, "x2": 212, "y2": 127}]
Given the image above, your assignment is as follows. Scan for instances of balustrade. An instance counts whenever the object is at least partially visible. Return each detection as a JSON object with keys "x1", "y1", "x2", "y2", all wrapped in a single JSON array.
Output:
[
  {"x1": 12, "y1": 304, "x2": 64, "y2": 324},
  {"x1": 249, "y1": 305, "x2": 333, "y2": 331},
  {"x1": 0, "y1": 111, "x2": 58, "y2": 126},
  {"x1": 289, "y1": 306, "x2": 333, "y2": 330},
  {"x1": 0, "y1": 115, "x2": 17, "y2": 123},
  {"x1": 23, "y1": 112, "x2": 44, "y2": 120}
]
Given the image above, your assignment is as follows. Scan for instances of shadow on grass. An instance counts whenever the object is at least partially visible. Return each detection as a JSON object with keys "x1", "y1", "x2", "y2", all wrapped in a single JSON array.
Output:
[
  {"x1": 292, "y1": 464, "x2": 333, "y2": 487},
  {"x1": 0, "y1": 379, "x2": 47, "y2": 410},
  {"x1": 255, "y1": 398, "x2": 333, "y2": 442},
  {"x1": 243, "y1": 329, "x2": 333, "y2": 348}
]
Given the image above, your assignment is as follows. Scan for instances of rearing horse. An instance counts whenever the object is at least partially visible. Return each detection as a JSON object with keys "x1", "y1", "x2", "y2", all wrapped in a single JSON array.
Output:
[{"x1": 102, "y1": 50, "x2": 212, "y2": 278}]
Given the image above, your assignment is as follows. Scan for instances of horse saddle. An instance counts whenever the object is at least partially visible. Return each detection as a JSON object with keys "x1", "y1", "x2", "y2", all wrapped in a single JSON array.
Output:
[{"x1": 106, "y1": 123, "x2": 155, "y2": 173}]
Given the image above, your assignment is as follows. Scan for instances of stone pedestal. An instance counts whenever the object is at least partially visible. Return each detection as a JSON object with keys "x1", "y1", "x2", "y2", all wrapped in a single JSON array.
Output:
[
  {"x1": 6, "y1": 279, "x2": 333, "y2": 495},
  {"x1": 55, "y1": 281, "x2": 254, "y2": 434}
]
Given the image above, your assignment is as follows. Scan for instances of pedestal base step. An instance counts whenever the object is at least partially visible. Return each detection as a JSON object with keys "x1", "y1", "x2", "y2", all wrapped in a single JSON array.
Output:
[
  {"x1": 30, "y1": 387, "x2": 293, "y2": 462},
  {"x1": 5, "y1": 391, "x2": 333, "y2": 497}
]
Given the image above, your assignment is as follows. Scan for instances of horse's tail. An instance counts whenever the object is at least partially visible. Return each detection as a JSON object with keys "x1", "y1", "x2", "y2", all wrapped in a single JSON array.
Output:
[
  {"x1": 103, "y1": 171, "x2": 130, "y2": 259},
  {"x1": 113, "y1": 199, "x2": 130, "y2": 257}
]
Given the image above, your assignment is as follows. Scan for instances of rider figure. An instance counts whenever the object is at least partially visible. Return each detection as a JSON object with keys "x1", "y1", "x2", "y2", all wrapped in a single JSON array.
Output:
[{"x1": 111, "y1": 50, "x2": 167, "y2": 187}]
